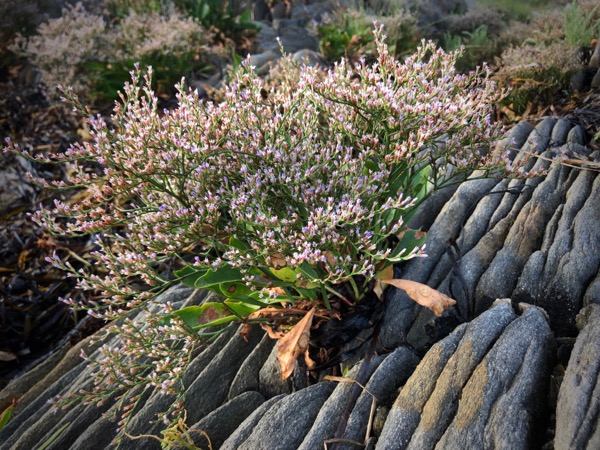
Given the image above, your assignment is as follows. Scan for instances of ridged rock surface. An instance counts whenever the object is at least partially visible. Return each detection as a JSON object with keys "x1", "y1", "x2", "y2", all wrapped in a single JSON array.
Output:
[
  {"x1": 1, "y1": 113, "x2": 599, "y2": 449},
  {"x1": 555, "y1": 304, "x2": 600, "y2": 450}
]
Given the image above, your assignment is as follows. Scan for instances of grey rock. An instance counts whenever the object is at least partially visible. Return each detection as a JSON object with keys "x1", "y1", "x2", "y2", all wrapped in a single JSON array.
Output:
[
  {"x1": 259, "y1": 341, "x2": 308, "y2": 399},
  {"x1": 493, "y1": 120, "x2": 534, "y2": 161},
  {"x1": 182, "y1": 326, "x2": 264, "y2": 424},
  {"x1": 513, "y1": 117, "x2": 557, "y2": 167},
  {"x1": 339, "y1": 348, "x2": 420, "y2": 447},
  {"x1": 570, "y1": 69, "x2": 589, "y2": 92},
  {"x1": 299, "y1": 356, "x2": 387, "y2": 450},
  {"x1": 272, "y1": 17, "x2": 306, "y2": 30},
  {"x1": 475, "y1": 164, "x2": 575, "y2": 315},
  {"x1": 406, "y1": 185, "x2": 459, "y2": 231},
  {"x1": 551, "y1": 118, "x2": 574, "y2": 146},
  {"x1": 278, "y1": 25, "x2": 319, "y2": 53},
  {"x1": 592, "y1": 69, "x2": 600, "y2": 88},
  {"x1": 567, "y1": 124, "x2": 586, "y2": 144},
  {"x1": 254, "y1": 24, "x2": 278, "y2": 53},
  {"x1": 124, "y1": 326, "x2": 238, "y2": 448},
  {"x1": 220, "y1": 395, "x2": 286, "y2": 449},
  {"x1": 291, "y1": 1, "x2": 335, "y2": 22},
  {"x1": 381, "y1": 177, "x2": 499, "y2": 349},
  {"x1": 401, "y1": 301, "x2": 517, "y2": 449},
  {"x1": 248, "y1": 49, "x2": 280, "y2": 68},
  {"x1": 583, "y1": 273, "x2": 600, "y2": 306},
  {"x1": 555, "y1": 304, "x2": 600, "y2": 450},
  {"x1": 0, "y1": 154, "x2": 37, "y2": 216},
  {"x1": 228, "y1": 333, "x2": 275, "y2": 399},
  {"x1": 32, "y1": 397, "x2": 115, "y2": 450},
  {"x1": 0, "y1": 362, "x2": 84, "y2": 449},
  {"x1": 253, "y1": 0, "x2": 271, "y2": 22},
  {"x1": 70, "y1": 406, "x2": 127, "y2": 450},
  {"x1": 187, "y1": 391, "x2": 266, "y2": 449},
  {"x1": 537, "y1": 168, "x2": 600, "y2": 335},
  {"x1": 236, "y1": 382, "x2": 336, "y2": 449},
  {"x1": 378, "y1": 301, "x2": 553, "y2": 450},
  {"x1": 271, "y1": 2, "x2": 289, "y2": 20},
  {"x1": 590, "y1": 36, "x2": 600, "y2": 67},
  {"x1": 436, "y1": 304, "x2": 555, "y2": 450},
  {"x1": 291, "y1": 48, "x2": 329, "y2": 70},
  {"x1": 377, "y1": 322, "x2": 468, "y2": 449}
]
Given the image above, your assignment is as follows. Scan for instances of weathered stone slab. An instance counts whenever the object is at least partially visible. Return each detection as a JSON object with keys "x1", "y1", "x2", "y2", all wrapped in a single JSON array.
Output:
[
  {"x1": 220, "y1": 395, "x2": 286, "y2": 450},
  {"x1": 299, "y1": 356, "x2": 387, "y2": 450},
  {"x1": 236, "y1": 382, "x2": 336, "y2": 449},
  {"x1": 228, "y1": 333, "x2": 275, "y2": 400},
  {"x1": 259, "y1": 340, "x2": 308, "y2": 399},
  {"x1": 437, "y1": 304, "x2": 555, "y2": 449},
  {"x1": 377, "y1": 301, "x2": 554, "y2": 449},
  {"x1": 187, "y1": 391, "x2": 266, "y2": 449},
  {"x1": 555, "y1": 304, "x2": 600, "y2": 450},
  {"x1": 475, "y1": 163, "x2": 576, "y2": 314},
  {"x1": 339, "y1": 348, "x2": 420, "y2": 448},
  {"x1": 376, "y1": 322, "x2": 468, "y2": 449}
]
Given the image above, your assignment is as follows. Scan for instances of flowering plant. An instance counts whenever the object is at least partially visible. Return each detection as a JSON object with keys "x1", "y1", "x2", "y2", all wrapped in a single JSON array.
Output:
[
  {"x1": 10, "y1": 2, "x2": 211, "y2": 102},
  {"x1": 6, "y1": 26, "x2": 527, "y2": 437}
]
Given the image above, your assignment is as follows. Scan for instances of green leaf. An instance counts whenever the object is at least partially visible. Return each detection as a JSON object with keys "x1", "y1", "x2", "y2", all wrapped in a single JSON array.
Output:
[
  {"x1": 193, "y1": 266, "x2": 245, "y2": 289},
  {"x1": 194, "y1": 315, "x2": 238, "y2": 329},
  {"x1": 224, "y1": 299, "x2": 260, "y2": 317},
  {"x1": 171, "y1": 303, "x2": 225, "y2": 328},
  {"x1": 175, "y1": 265, "x2": 209, "y2": 288},
  {"x1": 228, "y1": 236, "x2": 250, "y2": 251},
  {"x1": 296, "y1": 262, "x2": 320, "y2": 280},
  {"x1": 0, "y1": 401, "x2": 15, "y2": 432},
  {"x1": 270, "y1": 267, "x2": 298, "y2": 283}
]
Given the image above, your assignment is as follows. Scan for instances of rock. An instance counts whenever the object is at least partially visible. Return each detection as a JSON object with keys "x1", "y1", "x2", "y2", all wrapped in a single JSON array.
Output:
[
  {"x1": 339, "y1": 348, "x2": 420, "y2": 447},
  {"x1": 291, "y1": 49, "x2": 329, "y2": 70},
  {"x1": 0, "y1": 362, "x2": 85, "y2": 449},
  {"x1": 290, "y1": 1, "x2": 335, "y2": 23},
  {"x1": 436, "y1": 304, "x2": 555, "y2": 450},
  {"x1": 220, "y1": 395, "x2": 286, "y2": 449},
  {"x1": 583, "y1": 274, "x2": 600, "y2": 306},
  {"x1": 589, "y1": 36, "x2": 600, "y2": 67},
  {"x1": 278, "y1": 25, "x2": 319, "y2": 53},
  {"x1": 248, "y1": 49, "x2": 280, "y2": 68},
  {"x1": 120, "y1": 300, "x2": 238, "y2": 446},
  {"x1": 377, "y1": 300, "x2": 555, "y2": 449},
  {"x1": 235, "y1": 382, "x2": 336, "y2": 449},
  {"x1": 228, "y1": 333, "x2": 275, "y2": 399},
  {"x1": 381, "y1": 177, "x2": 499, "y2": 350},
  {"x1": 253, "y1": 0, "x2": 272, "y2": 22},
  {"x1": 187, "y1": 391, "x2": 266, "y2": 449},
  {"x1": 555, "y1": 304, "x2": 600, "y2": 450},
  {"x1": 0, "y1": 154, "x2": 38, "y2": 216},
  {"x1": 474, "y1": 163, "x2": 575, "y2": 315},
  {"x1": 298, "y1": 356, "x2": 387, "y2": 450},
  {"x1": 551, "y1": 118, "x2": 574, "y2": 145},
  {"x1": 254, "y1": 24, "x2": 278, "y2": 53},
  {"x1": 258, "y1": 341, "x2": 308, "y2": 399},
  {"x1": 591, "y1": 69, "x2": 600, "y2": 88},
  {"x1": 567, "y1": 125, "x2": 586, "y2": 144},
  {"x1": 183, "y1": 326, "x2": 264, "y2": 424},
  {"x1": 536, "y1": 168, "x2": 600, "y2": 335},
  {"x1": 376, "y1": 323, "x2": 467, "y2": 449}
]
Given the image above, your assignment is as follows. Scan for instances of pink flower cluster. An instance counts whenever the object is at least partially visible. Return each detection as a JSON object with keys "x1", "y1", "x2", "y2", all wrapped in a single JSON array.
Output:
[{"x1": 6, "y1": 27, "x2": 522, "y2": 318}]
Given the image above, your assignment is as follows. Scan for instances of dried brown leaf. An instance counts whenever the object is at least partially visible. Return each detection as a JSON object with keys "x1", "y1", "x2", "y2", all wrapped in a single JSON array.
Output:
[
  {"x1": 382, "y1": 279, "x2": 456, "y2": 317},
  {"x1": 277, "y1": 306, "x2": 316, "y2": 379},
  {"x1": 0, "y1": 350, "x2": 17, "y2": 362},
  {"x1": 260, "y1": 323, "x2": 286, "y2": 339}
]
